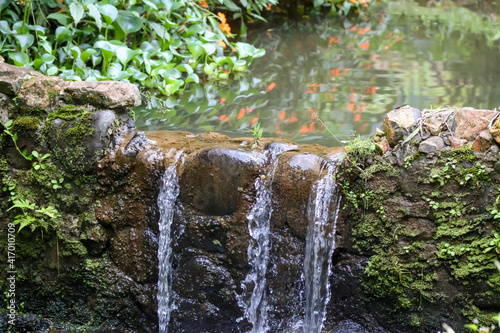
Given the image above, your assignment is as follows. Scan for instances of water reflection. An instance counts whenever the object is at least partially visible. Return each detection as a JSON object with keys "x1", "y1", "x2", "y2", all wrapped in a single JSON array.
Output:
[{"x1": 135, "y1": 0, "x2": 500, "y2": 147}]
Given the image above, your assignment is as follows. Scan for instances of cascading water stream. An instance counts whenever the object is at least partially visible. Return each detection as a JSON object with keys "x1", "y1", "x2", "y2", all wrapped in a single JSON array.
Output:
[
  {"x1": 239, "y1": 144, "x2": 295, "y2": 333},
  {"x1": 157, "y1": 149, "x2": 184, "y2": 333},
  {"x1": 303, "y1": 157, "x2": 342, "y2": 333}
]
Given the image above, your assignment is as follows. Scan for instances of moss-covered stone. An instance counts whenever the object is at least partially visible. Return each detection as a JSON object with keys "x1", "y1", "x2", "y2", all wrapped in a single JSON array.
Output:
[{"x1": 338, "y1": 137, "x2": 500, "y2": 332}]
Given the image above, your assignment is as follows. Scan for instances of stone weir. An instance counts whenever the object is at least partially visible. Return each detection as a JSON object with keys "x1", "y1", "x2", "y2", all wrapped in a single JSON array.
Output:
[{"x1": 0, "y1": 63, "x2": 499, "y2": 333}]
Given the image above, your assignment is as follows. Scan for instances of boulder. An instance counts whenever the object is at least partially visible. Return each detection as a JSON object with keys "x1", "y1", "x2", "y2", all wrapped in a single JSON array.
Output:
[
  {"x1": 453, "y1": 108, "x2": 498, "y2": 140},
  {"x1": 271, "y1": 152, "x2": 324, "y2": 239},
  {"x1": 418, "y1": 136, "x2": 445, "y2": 154},
  {"x1": 61, "y1": 81, "x2": 141, "y2": 108},
  {"x1": 382, "y1": 106, "x2": 421, "y2": 147},
  {"x1": 0, "y1": 62, "x2": 43, "y2": 95},
  {"x1": 179, "y1": 148, "x2": 260, "y2": 216},
  {"x1": 17, "y1": 76, "x2": 67, "y2": 110},
  {"x1": 45, "y1": 110, "x2": 117, "y2": 172}
]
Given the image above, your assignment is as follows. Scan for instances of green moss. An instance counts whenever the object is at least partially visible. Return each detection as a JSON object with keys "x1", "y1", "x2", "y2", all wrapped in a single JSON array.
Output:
[
  {"x1": 363, "y1": 162, "x2": 401, "y2": 179},
  {"x1": 345, "y1": 137, "x2": 382, "y2": 165},
  {"x1": 48, "y1": 104, "x2": 87, "y2": 121},
  {"x1": 65, "y1": 113, "x2": 95, "y2": 145},
  {"x1": 12, "y1": 116, "x2": 41, "y2": 132}
]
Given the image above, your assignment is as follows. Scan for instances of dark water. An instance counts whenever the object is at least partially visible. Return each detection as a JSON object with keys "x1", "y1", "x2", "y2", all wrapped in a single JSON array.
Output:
[{"x1": 135, "y1": 0, "x2": 500, "y2": 146}]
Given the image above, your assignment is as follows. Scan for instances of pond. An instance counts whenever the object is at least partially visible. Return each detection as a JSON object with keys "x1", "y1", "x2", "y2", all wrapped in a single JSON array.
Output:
[{"x1": 134, "y1": 0, "x2": 500, "y2": 147}]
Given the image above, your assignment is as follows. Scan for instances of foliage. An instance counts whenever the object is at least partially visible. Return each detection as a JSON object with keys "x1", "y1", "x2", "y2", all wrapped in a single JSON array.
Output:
[
  {"x1": 250, "y1": 121, "x2": 263, "y2": 149},
  {"x1": 7, "y1": 198, "x2": 60, "y2": 233},
  {"x1": 2, "y1": 120, "x2": 61, "y2": 234},
  {"x1": 0, "y1": 0, "x2": 267, "y2": 95},
  {"x1": 345, "y1": 136, "x2": 382, "y2": 165}
]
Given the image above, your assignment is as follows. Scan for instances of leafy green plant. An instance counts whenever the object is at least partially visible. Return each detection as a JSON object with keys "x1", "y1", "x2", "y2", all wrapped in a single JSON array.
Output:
[
  {"x1": 251, "y1": 121, "x2": 263, "y2": 149},
  {"x1": 51, "y1": 178, "x2": 64, "y2": 190},
  {"x1": 0, "y1": 0, "x2": 268, "y2": 95},
  {"x1": 7, "y1": 198, "x2": 60, "y2": 233}
]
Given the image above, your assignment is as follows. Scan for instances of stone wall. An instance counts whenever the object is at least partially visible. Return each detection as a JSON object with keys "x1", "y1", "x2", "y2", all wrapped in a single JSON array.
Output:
[{"x1": 333, "y1": 105, "x2": 500, "y2": 332}]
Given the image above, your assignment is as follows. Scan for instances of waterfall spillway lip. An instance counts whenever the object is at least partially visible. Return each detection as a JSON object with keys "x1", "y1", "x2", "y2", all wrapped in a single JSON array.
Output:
[
  {"x1": 239, "y1": 143, "x2": 297, "y2": 333},
  {"x1": 303, "y1": 156, "x2": 342, "y2": 333},
  {"x1": 157, "y1": 149, "x2": 184, "y2": 333}
]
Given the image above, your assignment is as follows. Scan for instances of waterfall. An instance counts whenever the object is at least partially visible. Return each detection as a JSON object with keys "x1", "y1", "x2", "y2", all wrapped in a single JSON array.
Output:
[
  {"x1": 239, "y1": 143, "x2": 295, "y2": 333},
  {"x1": 157, "y1": 149, "x2": 184, "y2": 333},
  {"x1": 303, "y1": 158, "x2": 342, "y2": 333}
]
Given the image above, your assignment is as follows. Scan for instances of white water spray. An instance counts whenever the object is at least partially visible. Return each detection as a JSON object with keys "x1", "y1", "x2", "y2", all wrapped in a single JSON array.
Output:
[
  {"x1": 157, "y1": 150, "x2": 184, "y2": 333},
  {"x1": 303, "y1": 158, "x2": 342, "y2": 333},
  {"x1": 239, "y1": 144, "x2": 295, "y2": 333}
]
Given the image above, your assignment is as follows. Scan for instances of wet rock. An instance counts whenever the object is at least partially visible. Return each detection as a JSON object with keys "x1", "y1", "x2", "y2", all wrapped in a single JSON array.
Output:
[
  {"x1": 327, "y1": 253, "x2": 385, "y2": 332},
  {"x1": 45, "y1": 110, "x2": 116, "y2": 172},
  {"x1": 453, "y1": 108, "x2": 498, "y2": 140},
  {"x1": 330, "y1": 320, "x2": 370, "y2": 333},
  {"x1": 179, "y1": 148, "x2": 260, "y2": 216},
  {"x1": 111, "y1": 227, "x2": 158, "y2": 283},
  {"x1": 61, "y1": 81, "x2": 141, "y2": 108},
  {"x1": 0, "y1": 62, "x2": 43, "y2": 95},
  {"x1": 272, "y1": 152, "x2": 324, "y2": 238},
  {"x1": 404, "y1": 218, "x2": 436, "y2": 241},
  {"x1": 171, "y1": 255, "x2": 243, "y2": 332},
  {"x1": 418, "y1": 136, "x2": 445, "y2": 154},
  {"x1": 17, "y1": 76, "x2": 67, "y2": 110},
  {"x1": 448, "y1": 135, "x2": 467, "y2": 148},
  {"x1": 124, "y1": 132, "x2": 153, "y2": 158},
  {"x1": 382, "y1": 106, "x2": 421, "y2": 147},
  {"x1": 472, "y1": 130, "x2": 492, "y2": 152}
]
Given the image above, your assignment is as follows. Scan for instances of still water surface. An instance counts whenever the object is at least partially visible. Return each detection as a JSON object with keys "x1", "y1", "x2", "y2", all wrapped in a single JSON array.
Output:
[{"x1": 135, "y1": 0, "x2": 500, "y2": 146}]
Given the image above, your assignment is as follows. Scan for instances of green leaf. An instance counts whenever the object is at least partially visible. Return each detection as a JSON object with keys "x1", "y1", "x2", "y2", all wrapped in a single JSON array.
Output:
[
  {"x1": 201, "y1": 43, "x2": 216, "y2": 55},
  {"x1": 143, "y1": 0, "x2": 158, "y2": 10},
  {"x1": 12, "y1": 133, "x2": 17, "y2": 142},
  {"x1": 140, "y1": 41, "x2": 161, "y2": 53},
  {"x1": 0, "y1": 20, "x2": 10, "y2": 34},
  {"x1": 47, "y1": 12, "x2": 70, "y2": 26},
  {"x1": 14, "y1": 34, "x2": 34, "y2": 51},
  {"x1": 81, "y1": 48, "x2": 97, "y2": 62},
  {"x1": 32, "y1": 151, "x2": 39, "y2": 158},
  {"x1": 39, "y1": 40, "x2": 52, "y2": 54},
  {"x1": 87, "y1": 4, "x2": 102, "y2": 30},
  {"x1": 149, "y1": 22, "x2": 170, "y2": 41},
  {"x1": 47, "y1": 66, "x2": 58, "y2": 76},
  {"x1": 186, "y1": 73, "x2": 199, "y2": 84},
  {"x1": 187, "y1": 24, "x2": 203, "y2": 36},
  {"x1": 98, "y1": 4, "x2": 118, "y2": 24},
  {"x1": 116, "y1": 47, "x2": 141, "y2": 66},
  {"x1": 5, "y1": 120, "x2": 12, "y2": 128},
  {"x1": 69, "y1": 2, "x2": 85, "y2": 26},
  {"x1": 55, "y1": 26, "x2": 72, "y2": 43},
  {"x1": 116, "y1": 11, "x2": 143, "y2": 34},
  {"x1": 222, "y1": 0, "x2": 240, "y2": 11},
  {"x1": 8, "y1": 52, "x2": 29, "y2": 66}
]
